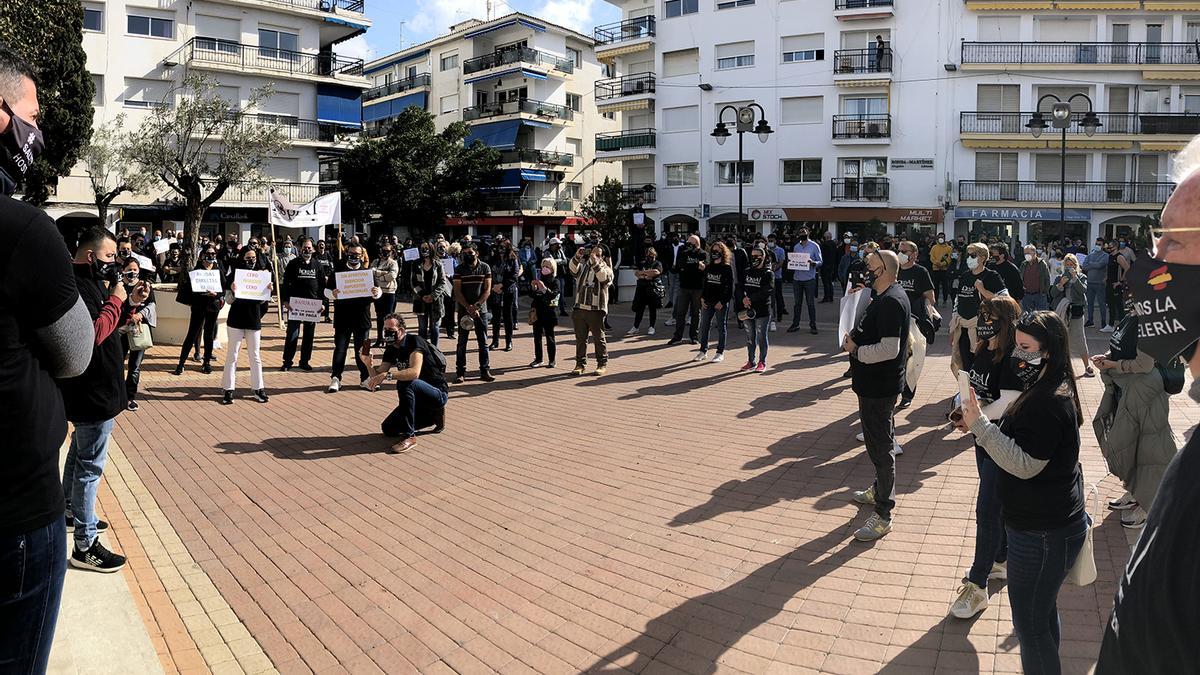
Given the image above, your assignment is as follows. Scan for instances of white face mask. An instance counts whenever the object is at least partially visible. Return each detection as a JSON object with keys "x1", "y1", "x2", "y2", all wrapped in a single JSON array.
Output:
[
  {"x1": 897, "y1": 253, "x2": 909, "y2": 265},
  {"x1": 966, "y1": 257, "x2": 980, "y2": 271},
  {"x1": 1025, "y1": 253, "x2": 1034, "y2": 262}
]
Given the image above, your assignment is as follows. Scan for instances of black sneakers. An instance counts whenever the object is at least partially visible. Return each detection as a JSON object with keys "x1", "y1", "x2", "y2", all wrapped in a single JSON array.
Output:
[
  {"x1": 70, "y1": 540, "x2": 126, "y2": 573},
  {"x1": 252, "y1": 389, "x2": 269, "y2": 403},
  {"x1": 221, "y1": 390, "x2": 234, "y2": 405},
  {"x1": 66, "y1": 515, "x2": 109, "y2": 533}
]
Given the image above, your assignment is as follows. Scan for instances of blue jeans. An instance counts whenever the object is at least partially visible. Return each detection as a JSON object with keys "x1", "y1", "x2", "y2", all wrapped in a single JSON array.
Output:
[
  {"x1": 1021, "y1": 292, "x2": 1049, "y2": 313},
  {"x1": 381, "y1": 379, "x2": 448, "y2": 439},
  {"x1": 0, "y1": 518, "x2": 66, "y2": 674},
  {"x1": 699, "y1": 305, "x2": 728, "y2": 353},
  {"x1": 1006, "y1": 512, "x2": 1089, "y2": 675},
  {"x1": 1086, "y1": 282, "x2": 1107, "y2": 326},
  {"x1": 455, "y1": 312, "x2": 491, "y2": 375},
  {"x1": 62, "y1": 418, "x2": 115, "y2": 550},
  {"x1": 791, "y1": 278, "x2": 818, "y2": 328},
  {"x1": 416, "y1": 312, "x2": 439, "y2": 348},
  {"x1": 745, "y1": 315, "x2": 770, "y2": 364},
  {"x1": 967, "y1": 446, "x2": 1007, "y2": 587}
]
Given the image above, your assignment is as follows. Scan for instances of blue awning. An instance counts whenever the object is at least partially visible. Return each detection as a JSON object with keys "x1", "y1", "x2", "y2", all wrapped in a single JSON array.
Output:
[
  {"x1": 464, "y1": 120, "x2": 521, "y2": 149},
  {"x1": 520, "y1": 169, "x2": 548, "y2": 181},
  {"x1": 317, "y1": 84, "x2": 363, "y2": 127},
  {"x1": 480, "y1": 168, "x2": 523, "y2": 192},
  {"x1": 323, "y1": 15, "x2": 370, "y2": 31},
  {"x1": 522, "y1": 119, "x2": 552, "y2": 129},
  {"x1": 362, "y1": 92, "x2": 427, "y2": 123},
  {"x1": 464, "y1": 18, "x2": 546, "y2": 40},
  {"x1": 463, "y1": 67, "x2": 548, "y2": 85}
]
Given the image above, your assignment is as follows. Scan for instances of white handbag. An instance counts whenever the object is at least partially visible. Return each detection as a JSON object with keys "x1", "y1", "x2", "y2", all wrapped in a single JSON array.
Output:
[{"x1": 1065, "y1": 484, "x2": 1098, "y2": 586}]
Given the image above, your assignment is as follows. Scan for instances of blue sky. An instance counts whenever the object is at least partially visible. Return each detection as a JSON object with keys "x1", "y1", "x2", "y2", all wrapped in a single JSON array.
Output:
[{"x1": 336, "y1": 0, "x2": 621, "y2": 63}]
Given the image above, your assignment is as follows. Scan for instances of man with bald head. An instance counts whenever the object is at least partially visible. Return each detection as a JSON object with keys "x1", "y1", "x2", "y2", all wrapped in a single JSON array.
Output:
[
  {"x1": 1099, "y1": 136, "x2": 1200, "y2": 673},
  {"x1": 843, "y1": 249, "x2": 910, "y2": 542},
  {"x1": 668, "y1": 234, "x2": 707, "y2": 345}
]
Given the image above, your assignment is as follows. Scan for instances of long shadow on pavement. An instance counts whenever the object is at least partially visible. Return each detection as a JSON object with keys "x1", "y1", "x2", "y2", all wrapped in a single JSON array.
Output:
[{"x1": 215, "y1": 433, "x2": 393, "y2": 459}]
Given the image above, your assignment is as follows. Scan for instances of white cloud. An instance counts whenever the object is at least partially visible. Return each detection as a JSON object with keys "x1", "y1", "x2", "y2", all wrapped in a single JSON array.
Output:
[
  {"x1": 407, "y1": 0, "x2": 487, "y2": 42},
  {"x1": 334, "y1": 35, "x2": 375, "y2": 62},
  {"x1": 533, "y1": 0, "x2": 598, "y2": 33}
]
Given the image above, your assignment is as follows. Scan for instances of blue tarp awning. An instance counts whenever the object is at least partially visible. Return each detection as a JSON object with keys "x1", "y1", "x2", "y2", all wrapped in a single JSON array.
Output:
[
  {"x1": 520, "y1": 169, "x2": 549, "y2": 181},
  {"x1": 317, "y1": 84, "x2": 363, "y2": 127},
  {"x1": 362, "y1": 92, "x2": 427, "y2": 123},
  {"x1": 463, "y1": 67, "x2": 548, "y2": 85},
  {"x1": 464, "y1": 120, "x2": 521, "y2": 149},
  {"x1": 480, "y1": 168, "x2": 523, "y2": 192}
]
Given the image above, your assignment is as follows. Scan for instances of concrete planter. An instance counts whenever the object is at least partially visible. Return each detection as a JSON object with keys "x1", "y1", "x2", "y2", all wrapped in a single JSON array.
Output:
[{"x1": 151, "y1": 283, "x2": 231, "y2": 347}]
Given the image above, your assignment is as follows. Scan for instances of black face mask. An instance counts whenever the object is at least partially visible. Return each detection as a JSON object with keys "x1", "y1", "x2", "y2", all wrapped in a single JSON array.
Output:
[
  {"x1": 242, "y1": 259, "x2": 257, "y2": 269},
  {"x1": 384, "y1": 330, "x2": 399, "y2": 343},
  {"x1": 863, "y1": 268, "x2": 878, "y2": 287},
  {"x1": 799, "y1": 234, "x2": 809, "y2": 242},
  {"x1": 1127, "y1": 256, "x2": 1200, "y2": 365},
  {"x1": 752, "y1": 256, "x2": 765, "y2": 267},
  {"x1": 976, "y1": 321, "x2": 997, "y2": 341},
  {"x1": 94, "y1": 257, "x2": 118, "y2": 283},
  {"x1": 463, "y1": 253, "x2": 477, "y2": 265},
  {"x1": 202, "y1": 256, "x2": 217, "y2": 264},
  {"x1": 420, "y1": 250, "x2": 430, "y2": 258},
  {"x1": 0, "y1": 102, "x2": 44, "y2": 187}
]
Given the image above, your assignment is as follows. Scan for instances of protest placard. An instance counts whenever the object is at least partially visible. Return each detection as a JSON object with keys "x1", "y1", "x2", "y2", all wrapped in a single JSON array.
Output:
[
  {"x1": 287, "y1": 297, "x2": 322, "y2": 323},
  {"x1": 133, "y1": 253, "x2": 156, "y2": 273},
  {"x1": 152, "y1": 238, "x2": 177, "y2": 255},
  {"x1": 441, "y1": 258, "x2": 455, "y2": 278},
  {"x1": 402, "y1": 248, "x2": 420, "y2": 262},
  {"x1": 233, "y1": 269, "x2": 272, "y2": 301},
  {"x1": 838, "y1": 290, "x2": 872, "y2": 345},
  {"x1": 336, "y1": 269, "x2": 374, "y2": 299},
  {"x1": 787, "y1": 252, "x2": 811, "y2": 271},
  {"x1": 188, "y1": 269, "x2": 223, "y2": 294}
]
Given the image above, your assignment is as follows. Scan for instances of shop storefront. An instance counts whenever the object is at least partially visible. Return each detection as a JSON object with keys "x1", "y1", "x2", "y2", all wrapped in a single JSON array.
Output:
[
  {"x1": 952, "y1": 206, "x2": 1092, "y2": 247},
  {"x1": 780, "y1": 207, "x2": 944, "y2": 242}
]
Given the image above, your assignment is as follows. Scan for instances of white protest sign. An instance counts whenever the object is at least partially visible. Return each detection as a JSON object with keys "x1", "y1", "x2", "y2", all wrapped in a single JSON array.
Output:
[
  {"x1": 152, "y1": 238, "x2": 176, "y2": 255},
  {"x1": 402, "y1": 247, "x2": 420, "y2": 262},
  {"x1": 233, "y1": 269, "x2": 272, "y2": 301},
  {"x1": 189, "y1": 269, "x2": 223, "y2": 294},
  {"x1": 441, "y1": 258, "x2": 455, "y2": 278},
  {"x1": 838, "y1": 289, "x2": 872, "y2": 346},
  {"x1": 269, "y1": 189, "x2": 342, "y2": 229},
  {"x1": 787, "y1": 252, "x2": 811, "y2": 271},
  {"x1": 133, "y1": 253, "x2": 156, "y2": 273},
  {"x1": 287, "y1": 296, "x2": 322, "y2": 323},
  {"x1": 335, "y1": 269, "x2": 374, "y2": 299},
  {"x1": 632, "y1": 212, "x2": 645, "y2": 226}
]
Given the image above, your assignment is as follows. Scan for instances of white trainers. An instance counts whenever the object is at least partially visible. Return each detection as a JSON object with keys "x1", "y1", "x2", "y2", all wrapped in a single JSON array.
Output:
[
  {"x1": 988, "y1": 561, "x2": 1007, "y2": 581},
  {"x1": 361, "y1": 376, "x2": 375, "y2": 392},
  {"x1": 853, "y1": 513, "x2": 892, "y2": 541},
  {"x1": 665, "y1": 318, "x2": 676, "y2": 326},
  {"x1": 1108, "y1": 492, "x2": 1138, "y2": 511},
  {"x1": 648, "y1": 326, "x2": 656, "y2": 335},
  {"x1": 891, "y1": 442, "x2": 904, "y2": 456},
  {"x1": 1121, "y1": 506, "x2": 1147, "y2": 529},
  {"x1": 770, "y1": 321, "x2": 777, "y2": 332},
  {"x1": 1100, "y1": 325, "x2": 1115, "y2": 333},
  {"x1": 856, "y1": 431, "x2": 865, "y2": 442},
  {"x1": 950, "y1": 581, "x2": 988, "y2": 619},
  {"x1": 693, "y1": 351, "x2": 708, "y2": 362},
  {"x1": 327, "y1": 377, "x2": 341, "y2": 393},
  {"x1": 712, "y1": 353, "x2": 725, "y2": 363},
  {"x1": 852, "y1": 485, "x2": 876, "y2": 506},
  {"x1": 626, "y1": 326, "x2": 639, "y2": 336}
]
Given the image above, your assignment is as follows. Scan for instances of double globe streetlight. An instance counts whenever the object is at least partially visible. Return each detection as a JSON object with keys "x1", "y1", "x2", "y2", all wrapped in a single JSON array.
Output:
[
  {"x1": 1025, "y1": 93, "x2": 1101, "y2": 242},
  {"x1": 712, "y1": 103, "x2": 773, "y2": 234}
]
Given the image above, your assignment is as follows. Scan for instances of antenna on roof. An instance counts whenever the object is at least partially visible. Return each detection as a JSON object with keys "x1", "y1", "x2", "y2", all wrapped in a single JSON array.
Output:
[
  {"x1": 486, "y1": 0, "x2": 495, "y2": 20},
  {"x1": 398, "y1": 20, "x2": 405, "y2": 49}
]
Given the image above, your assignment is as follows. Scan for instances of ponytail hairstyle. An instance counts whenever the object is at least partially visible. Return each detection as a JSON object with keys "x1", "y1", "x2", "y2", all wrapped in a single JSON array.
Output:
[{"x1": 1005, "y1": 310, "x2": 1082, "y2": 426}]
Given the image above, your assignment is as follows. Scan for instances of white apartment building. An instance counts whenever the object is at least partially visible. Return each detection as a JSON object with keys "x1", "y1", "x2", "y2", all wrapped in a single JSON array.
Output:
[
  {"x1": 48, "y1": 0, "x2": 371, "y2": 242},
  {"x1": 360, "y1": 13, "x2": 620, "y2": 242},
  {"x1": 596, "y1": 0, "x2": 1196, "y2": 245}
]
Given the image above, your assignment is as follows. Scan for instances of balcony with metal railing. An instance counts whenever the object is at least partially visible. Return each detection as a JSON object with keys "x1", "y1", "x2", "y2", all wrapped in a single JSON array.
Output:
[
  {"x1": 462, "y1": 99, "x2": 573, "y2": 123},
  {"x1": 169, "y1": 38, "x2": 366, "y2": 85},
  {"x1": 832, "y1": 114, "x2": 891, "y2": 140},
  {"x1": 497, "y1": 149, "x2": 575, "y2": 167},
  {"x1": 833, "y1": 47, "x2": 893, "y2": 78},
  {"x1": 960, "y1": 111, "x2": 1200, "y2": 136},
  {"x1": 203, "y1": 113, "x2": 359, "y2": 145},
  {"x1": 215, "y1": 181, "x2": 321, "y2": 205},
  {"x1": 596, "y1": 128, "x2": 657, "y2": 153},
  {"x1": 831, "y1": 177, "x2": 890, "y2": 202},
  {"x1": 961, "y1": 42, "x2": 1200, "y2": 67},
  {"x1": 833, "y1": 0, "x2": 894, "y2": 19},
  {"x1": 462, "y1": 46, "x2": 574, "y2": 76},
  {"x1": 595, "y1": 73, "x2": 656, "y2": 102},
  {"x1": 594, "y1": 16, "x2": 656, "y2": 45},
  {"x1": 363, "y1": 73, "x2": 431, "y2": 102},
  {"x1": 620, "y1": 184, "x2": 656, "y2": 204},
  {"x1": 482, "y1": 196, "x2": 577, "y2": 214},
  {"x1": 959, "y1": 180, "x2": 1175, "y2": 205}
]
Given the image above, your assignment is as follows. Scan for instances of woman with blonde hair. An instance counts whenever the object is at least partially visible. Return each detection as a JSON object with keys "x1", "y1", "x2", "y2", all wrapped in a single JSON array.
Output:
[
  {"x1": 950, "y1": 241, "x2": 1007, "y2": 373},
  {"x1": 528, "y1": 256, "x2": 561, "y2": 368},
  {"x1": 695, "y1": 241, "x2": 734, "y2": 362},
  {"x1": 1049, "y1": 252, "x2": 1094, "y2": 377}
]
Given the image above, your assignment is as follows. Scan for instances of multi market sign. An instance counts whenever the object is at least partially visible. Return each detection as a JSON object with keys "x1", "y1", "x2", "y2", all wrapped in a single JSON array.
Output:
[{"x1": 953, "y1": 206, "x2": 1093, "y2": 221}]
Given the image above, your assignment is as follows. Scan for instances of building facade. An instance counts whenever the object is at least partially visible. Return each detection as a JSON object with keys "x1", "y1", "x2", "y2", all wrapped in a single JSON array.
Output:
[
  {"x1": 596, "y1": 0, "x2": 1194, "y2": 246},
  {"x1": 49, "y1": 0, "x2": 370, "y2": 242},
  {"x1": 360, "y1": 13, "x2": 620, "y2": 242}
]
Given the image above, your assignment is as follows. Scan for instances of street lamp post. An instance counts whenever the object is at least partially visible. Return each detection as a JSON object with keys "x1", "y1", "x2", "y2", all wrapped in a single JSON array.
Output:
[
  {"x1": 712, "y1": 103, "x2": 773, "y2": 236},
  {"x1": 1025, "y1": 93, "x2": 1101, "y2": 245}
]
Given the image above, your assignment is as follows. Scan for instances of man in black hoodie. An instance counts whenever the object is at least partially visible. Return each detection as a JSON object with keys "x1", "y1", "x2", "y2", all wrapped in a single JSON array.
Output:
[
  {"x1": 668, "y1": 235, "x2": 706, "y2": 344},
  {"x1": 280, "y1": 236, "x2": 325, "y2": 371}
]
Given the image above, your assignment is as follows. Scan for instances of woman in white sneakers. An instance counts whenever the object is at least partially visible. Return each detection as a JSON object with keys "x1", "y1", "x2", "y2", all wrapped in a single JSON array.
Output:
[{"x1": 220, "y1": 247, "x2": 271, "y2": 405}]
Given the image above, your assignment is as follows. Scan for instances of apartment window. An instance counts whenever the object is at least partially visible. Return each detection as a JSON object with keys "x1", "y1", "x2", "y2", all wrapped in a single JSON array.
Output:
[
  {"x1": 665, "y1": 0, "x2": 699, "y2": 18},
  {"x1": 716, "y1": 161, "x2": 753, "y2": 185},
  {"x1": 782, "y1": 159, "x2": 821, "y2": 184},
  {"x1": 662, "y1": 48, "x2": 700, "y2": 77},
  {"x1": 841, "y1": 96, "x2": 887, "y2": 115},
  {"x1": 782, "y1": 34, "x2": 824, "y2": 63},
  {"x1": 567, "y1": 93, "x2": 582, "y2": 112},
  {"x1": 715, "y1": 41, "x2": 754, "y2": 70},
  {"x1": 440, "y1": 53, "x2": 458, "y2": 71},
  {"x1": 197, "y1": 36, "x2": 239, "y2": 54},
  {"x1": 717, "y1": 0, "x2": 754, "y2": 8},
  {"x1": 1185, "y1": 94, "x2": 1200, "y2": 114},
  {"x1": 567, "y1": 47, "x2": 583, "y2": 68},
  {"x1": 258, "y1": 29, "x2": 298, "y2": 59},
  {"x1": 567, "y1": 138, "x2": 583, "y2": 158},
  {"x1": 780, "y1": 96, "x2": 822, "y2": 124},
  {"x1": 496, "y1": 87, "x2": 527, "y2": 103},
  {"x1": 603, "y1": 111, "x2": 615, "y2": 119},
  {"x1": 83, "y1": 7, "x2": 103, "y2": 32},
  {"x1": 91, "y1": 75, "x2": 103, "y2": 106},
  {"x1": 975, "y1": 152, "x2": 1018, "y2": 181},
  {"x1": 440, "y1": 93, "x2": 460, "y2": 114},
  {"x1": 663, "y1": 105, "x2": 699, "y2": 132},
  {"x1": 127, "y1": 14, "x2": 174, "y2": 38},
  {"x1": 563, "y1": 183, "x2": 582, "y2": 200},
  {"x1": 976, "y1": 84, "x2": 1020, "y2": 112},
  {"x1": 123, "y1": 78, "x2": 170, "y2": 109},
  {"x1": 666, "y1": 163, "x2": 700, "y2": 187}
]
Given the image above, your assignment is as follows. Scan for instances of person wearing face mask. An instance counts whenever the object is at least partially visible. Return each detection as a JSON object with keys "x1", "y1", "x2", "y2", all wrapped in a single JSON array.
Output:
[
  {"x1": 569, "y1": 243, "x2": 613, "y2": 376},
  {"x1": 314, "y1": 239, "x2": 334, "y2": 321},
  {"x1": 1019, "y1": 245, "x2": 1052, "y2": 312},
  {"x1": 173, "y1": 244, "x2": 224, "y2": 375},
  {"x1": 159, "y1": 244, "x2": 183, "y2": 283},
  {"x1": 958, "y1": 311, "x2": 1087, "y2": 674},
  {"x1": 838, "y1": 239, "x2": 859, "y2": 291},
  {"x1": 988, "y1": 244, "x2": 1024, "y2": 302},
  {"x1": 361, "y1": 314, "x2": 448, "y2": 455},
  {"x1": 667, "y1": 235, "x2": 706, "y2": 344},
  {"x1": 279, "y1": 240, "x2": 297, "y2": 270},
  {"x1": 411, "y1": 243, "x2": 450, "y2": 348},
  {"x1": 279, "y1": 237, "x2": 323, "y2": 372},
  {"x1": 951, "y1": 242, "x2": 1007, "y2": 374},
  {"x1": 437, "y1": 242, "x2": 459, "y2": 338},
  {"x1": 844, "y1": 250, "x2": 910, "y2": 542},
  {"x1": 1049, "y1": 253, "x2": 1093, "y2": 377},
  {"x1": 819, "y1": 230, "x2": 840, "y2": 303},
  {"x1": 221, "y1": 247, "x2": 271, "y2": 405},
  {"x1": 739, "y1": 245, "x2": 774, "y2": 372},
  {"x1": 544, "y1": 238, "x2": 570, "y2": 317},
  {"x1": 787, "y1": 228, "x2": 823, "y2": 335},
  {"x1": 766, "y1": 236, "x2": 788, "y2": 325},
  {"x1": 629, "y1": 246, "x2": 664, "y2": 336},
  {"x1": 325, "y1": 244, "x2": 383, "y2": 392},
  {"x1": 896, "y1": 241, "x2": 938, "y2": 409},
  {"x1": 452, "y1": 243, "x2": 495, "y2": 383},
  {"x1": 371, "y1": 245, "x2": 400, "y2": 342},
  {"x1": 528, "y1": 257, "x2": 561, "y2": 368},
  {"x1": 695, "y1": 242, "x2": 734, "y2": 363},
  {"x1": 947, "y1": 296, "x2": 1024, "y2": 619},
  {"x1": 1081, "y1": 238, "x2": 1110, "y2": 328},
  {"x1": 489, "y1": 239, "x2": 522, "y2": 351},
  {"x1": 60, "y1": 227, "x2": 152, "y2": 574},
  {"x1": 117, "y1": 258, "x2": 156, "y2": 412},
  {"x1": 930, "y1": 233, "x2": 954, "y2": 306}
]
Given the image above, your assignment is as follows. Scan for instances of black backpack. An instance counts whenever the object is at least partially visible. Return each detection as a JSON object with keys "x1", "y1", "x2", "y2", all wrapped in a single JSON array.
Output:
[
  {"x1": 414, "y1": 335, "x2": 447, "y2": 374},
  {"x1": 1158, "y1": 355, "x2": 1187, "y2": 396}
]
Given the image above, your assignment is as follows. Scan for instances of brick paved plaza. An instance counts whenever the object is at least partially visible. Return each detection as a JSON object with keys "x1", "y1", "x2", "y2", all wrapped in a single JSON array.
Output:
[{"x1": 79, "y1": 300, "x2": 1198, "y2": 674}]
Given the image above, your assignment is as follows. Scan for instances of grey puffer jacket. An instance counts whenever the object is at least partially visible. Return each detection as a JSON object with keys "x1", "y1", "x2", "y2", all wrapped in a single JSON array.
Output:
[{"x1": 1093, "y1": 363, "x2": 1178, "y2": 507}]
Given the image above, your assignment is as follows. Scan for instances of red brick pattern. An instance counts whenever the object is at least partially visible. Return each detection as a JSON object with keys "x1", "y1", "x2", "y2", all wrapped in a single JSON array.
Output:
[{"x1": 110, "y1": 303, "x2": 1198, "y2": 674}]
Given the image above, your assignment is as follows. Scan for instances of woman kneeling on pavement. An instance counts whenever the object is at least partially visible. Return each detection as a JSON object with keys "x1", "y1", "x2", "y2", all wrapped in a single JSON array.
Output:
[{"x1": 959, "y1": 310, "x2": 1088, "y2": 674}]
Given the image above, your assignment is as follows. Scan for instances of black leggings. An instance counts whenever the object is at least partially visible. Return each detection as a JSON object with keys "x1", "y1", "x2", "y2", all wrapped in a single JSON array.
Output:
[
  {"x1": 957, "y1": 326, "x2": 976, "y2": 373},
  {"x1": 491, "y1": 291, "x2": 518, "y2": 345},
  {"x1": 533, "y1": 323, "x2": 556, "y2": 363},
  {"x1": 178, "y1": 306, "x2": 218, "y2": 366},
  {"x1": 632, "y1": 290, "x2": 658, "y2": 328}
]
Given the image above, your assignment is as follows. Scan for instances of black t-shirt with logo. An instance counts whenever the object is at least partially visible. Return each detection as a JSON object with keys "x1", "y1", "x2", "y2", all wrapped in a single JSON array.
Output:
[
  {"x1": 850, "y1": 284, "x2": 911, "y2": 398},
  {"x1": 455, "y1": 262, "x2": 492, "y2": 310},
  {"x1": 1107, "y1": 315, "x2": 1139, "y2": 361},
  {"x1": 967, "y1": 345, "x2": 1029, "y2": 405},
  {"x1": 382, "y1": 334, "x2": 448, "y2": 393},
  {"x1": 897, "y1": 264, "x2": 934, "y2": 319},
  {"x1": 954, "y1": 268, "x2": 1006, "y2": 320}
]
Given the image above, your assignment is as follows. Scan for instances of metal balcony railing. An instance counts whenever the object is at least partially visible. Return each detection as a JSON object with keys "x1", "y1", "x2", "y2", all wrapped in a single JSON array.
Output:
[
  {"x1": 462, "y1": 99, "x2": 573, "y2": 122},
  {"x1": 255, "y1": 0, "x2": 365, "y2": 12},
  {"x1": 831, "y1": 177, "x2": 890, "y2": 201},
  {"x1": 959, "y1": 180, "x2": 1176, "y2": 204},
  {"x1": 217, "y1": 181, "x2": 321, "y2": 204},
  {"x1": 621, "y1": 184, "x2": 656, "y2": 203},
  {"x1": 462, "y1": 46, "x2": 574, "y2": 75},
  {"x1": 497, "y1": 149, "x2": 575, "y2": 166},
  {"x1": 362, "y1": 73, "x2": 431, "y2": 102},
  {"x1": 832, "y1": 114, "x2": 891, "y2": 139},
  {"x1": 483, "y1": 196, "x2": 577, "y2": 213},
  {"x1": 595, "y1": 73, "x2": 656, "y2": 101},
  {"x1": 596, "y1": 128, "x2": 656, "y2": 152},
  {"x1": 217, "y1": 113, "x2": 358, "y2": 142},
  {"x1": 594, "y1": 16, "x2": 656, "y2": 45},
  {"x1": 961, "y1": 41, "x2": 1200, "y2": 65},
  {"x1": 834, "y1": 0, "x2": 893, "y2": 8},
  {"x1": 174, "y1": 38, "x2": 364, "y2": 78},
  {"x1": 833, "y1": 47, "x2": 892, "y2": 74},
  {"x1": 960, "y1": 111, "x2": 1200, "y2": 135}
]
